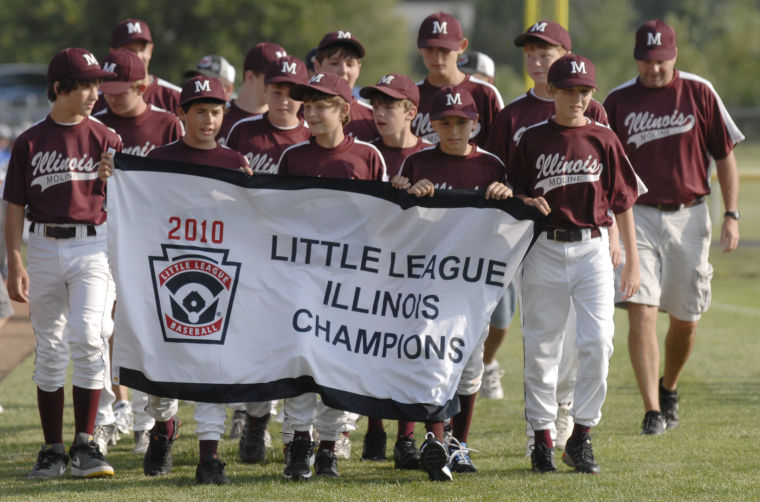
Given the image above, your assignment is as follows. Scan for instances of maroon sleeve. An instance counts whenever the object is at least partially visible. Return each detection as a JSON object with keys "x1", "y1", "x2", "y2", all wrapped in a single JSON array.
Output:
[
  {"x1": 606, "y1": 134, "x2": 640, "y2": 214},
  {"x1": 587, "y1": 99, "x2": 609, "y2": 126},
  {"x1": 2, "y1": 137, "x2": 31, "y2": 206},
  {"x1": 703, "y1": 86, "x2": 736, "y2": 160},
  {"x1": 484, "y1": 109, "x2": 511, "y2": 165}
]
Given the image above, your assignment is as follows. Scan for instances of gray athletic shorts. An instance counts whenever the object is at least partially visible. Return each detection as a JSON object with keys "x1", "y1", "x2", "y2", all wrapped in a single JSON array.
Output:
[
  {"x1": 489, "y1": 281, "x2": 517, "y2": 329},
  {"x1": 616, "y1": 202, "x2": 712, "y2": 322}
]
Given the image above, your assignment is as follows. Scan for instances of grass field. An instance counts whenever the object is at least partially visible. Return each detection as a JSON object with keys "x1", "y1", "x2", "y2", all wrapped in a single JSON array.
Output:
[{"x1": 1, "y1": 250, "x2": 759, "y2": 501}]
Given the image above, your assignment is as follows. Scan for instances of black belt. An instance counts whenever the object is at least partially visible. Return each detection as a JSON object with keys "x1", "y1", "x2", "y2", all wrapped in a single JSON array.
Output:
[
  {"x1": 30, "y1": 222, "x2": 97, "y2": 239},
  {"x1": 639, "y1": 196, "x2": 705, "y2": 212},
  {"x1": 544, "y1": 228, "x2": 601, "y2": 242}
]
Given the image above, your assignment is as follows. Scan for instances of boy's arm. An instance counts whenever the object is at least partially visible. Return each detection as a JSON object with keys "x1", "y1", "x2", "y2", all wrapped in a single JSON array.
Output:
[
  {"x1": 614, "y1": 207, "x2": 640, "y2": 300},
  {"x1": 5, "y1": 202, "x2": 29, "y2": 303}
]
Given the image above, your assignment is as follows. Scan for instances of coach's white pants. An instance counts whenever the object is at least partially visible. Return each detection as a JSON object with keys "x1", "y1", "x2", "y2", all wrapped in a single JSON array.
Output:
[
  {"x1": 284, "y1": 393, "x2": 349, "y2": 441},
  {"x1": 520, "y1": 231, "x2": 614, "y2": 431},
  {"x1": 28, "y1": 228, "x2": 110, "y2": 391}
]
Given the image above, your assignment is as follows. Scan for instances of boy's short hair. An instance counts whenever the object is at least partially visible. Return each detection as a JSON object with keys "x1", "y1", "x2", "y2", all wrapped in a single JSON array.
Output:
[
  {"x1": 514, "y1": 20, "x2": 571, "y2": 51},
  {"x1": 359, "y1": 73, "x2": 420, "y2": 106},
  {"x1": 430, "y1": 85, "x2": 477, "y2": 121},
  {"x1": 368, "y1": 94, "x2": 416, "y2": 114},
  {"x1": 316, "y1": 30, "x2": 366, "y2": 61},
  {"x1": 521, "y1": 39, "x2": 568, "y2": 55},
  {"x1": 299, "y1": 89, "x2": 350, "y2": 126},
  {"x1": 417, "y1": 11, "x2": 463, "y2": 50},
  {"x1": 47, "y1": 78, "x2": 102, "y2": 102}
]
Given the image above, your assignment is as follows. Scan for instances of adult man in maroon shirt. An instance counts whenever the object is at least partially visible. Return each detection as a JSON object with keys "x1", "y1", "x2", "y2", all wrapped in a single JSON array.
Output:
[
  {"x1": 4, "y1": 47, "x2": 122, "y2": 479},
  {"x1": 604, "y1": 20, "x2": 743, "y2": 435}
]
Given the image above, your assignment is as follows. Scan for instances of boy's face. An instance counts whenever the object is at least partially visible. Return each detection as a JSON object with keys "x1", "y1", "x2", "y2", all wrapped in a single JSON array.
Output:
[
  {"x1": 432, "y1": 116, "x2": 476, "y2": 155},
  {"x1": 178, "y1": 101, "x2": 225, "y2": 145},
  {"x1": 265, "y1": 83, "x2": 300, "y2": 123},
  {"x1": 419, "y1": 41, "x2": 467, "y2": 77},
  {"x1": 103, "y1": 85, "x2": 145, "y2": 117},
  {"x1": 549, "y1": 85, "x2": 594, "y2": 125},
  {"x1": 116, "y1": 40, "x2": 154, "y2": 74},
  {"x1": 523, "y1": 44, "x2": 565, "y2": 85},
  {"x1": 371, "y1": 99, "x2": 414, "y2": 137},
  {"x1": 303, "y1": 99, "x2": 348, "y2": 137},
  {"x1": 315, "y1": 52, "x2": 361, "y2": 89},
  {"x1": 55, "y1": 80, "x2": 100, "y2": 119}
]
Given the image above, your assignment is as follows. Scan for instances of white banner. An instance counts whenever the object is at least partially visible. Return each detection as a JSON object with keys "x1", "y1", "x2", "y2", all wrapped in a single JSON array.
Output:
[{"x1": 109, "y1": 154, "x2": 542, "y2": 420}]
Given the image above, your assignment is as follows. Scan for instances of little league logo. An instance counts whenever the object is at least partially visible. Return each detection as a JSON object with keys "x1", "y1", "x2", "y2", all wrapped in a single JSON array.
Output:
[{"x1": 149, "y1": 245, "x2": 241, "y2": 344}]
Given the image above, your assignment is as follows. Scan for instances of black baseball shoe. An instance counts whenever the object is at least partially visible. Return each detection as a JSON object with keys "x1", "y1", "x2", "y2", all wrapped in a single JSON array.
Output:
[
  {"x1": 143, "y1": 418, "x2": 181, "y2": 476},
  {"x1": 283, "y1": 436, "x2": 313, "y2": 481},
  {"x1": 562, "y1": 432, "x2": 600, "y2": 474},
  {"x1": 315, "y1": 449, "x2": 339, "y2": 477},
  {"x1": 419, "y1": 432, "x2": 452, "y2": 481},
  {"x1": 659, "y1": 378, "x2": 680, "y2": 430},
  {"x1": 531, "y1": 442, "x2": 558, "y2": 473},
  {"x1": 393, "y1": 435, "x2": 420, "y2": 470},
  {"x1": 239, "y1": 413, "x2": 269, "y2": 463},
  {"x1": 640, "y1": 410, "x2": 667, "y2": 435},
  {"x1": 361, "y1": 430, "x2": 387, "y2": 461},
  {"x1": 196, "y1": 456, "x2": 231, "y2": 485}
]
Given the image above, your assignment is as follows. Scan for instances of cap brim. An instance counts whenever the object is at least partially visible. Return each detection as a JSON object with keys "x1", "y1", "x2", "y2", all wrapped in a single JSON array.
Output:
[
  {"x1": 430, "y1": 109, "x2": 478, "y2": 121},
  {"x1": 318, "y1": 39, "x2": 366, "y2": 58},
  {"x1": 417, "y1": 38, "x2": 462, "y2": 50},
  {"x1": 178, "y1": 96, "x2": 226, "y2": 107},
  {"x1": 359, "y1": 85, "x2": 408, "y2": 101},
  {"x1": 265, "y1": 75, "x2": 302, "y2": 86},
  {"x1": 634, "y1": 47, "x2": 676, "y2": 61},
  {"x1": 290, "y1": 82, "x2": 349, "y2": 103},
  {"x1": 552, "y1": 78, "x2": 598, "y2": 90},
  {"x1": 514, "y1": 32, "x2": 563, "y2": 48},
  {"x1": 72, "y1": 69, "x2": 117, "y2": 80},
  {"x1": 100, "y1": 80, "x2": 135, "y2": 94}
]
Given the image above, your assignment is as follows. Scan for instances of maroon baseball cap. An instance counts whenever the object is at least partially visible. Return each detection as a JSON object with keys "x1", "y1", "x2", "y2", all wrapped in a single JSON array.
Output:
[
  {"x1": 99, "y1": 49, "x2": 146, "y2": 94},
  {"x1": 265, "y1": 56, "x2": 308, "y2": 85},
  {"x1": 547, "y1": 54, "x2": 597, "y2": 90},
  {"x1": 289, "y1": 72, "x2": 352, "y2": 103},
  {"x1": 514, "y1": 20, "x2": 571, "y2": 51},
  {"x1": 244, "y1": 42, "x2": 288, "y2": 73},
  {"x1": 417, "y1": 12, "x2": 464, "y2": 50},
  {"x1": 47, "y1": 48, "x2": 116, "y2": 82},
  {"x1": 359, "y1": 73, "x2": 420, "y2": 106},
  {"x1": 317, "y1": 30, "x2": 366, "y2": 58},
  {"x1": 179, "y1": 76, "x2": 228, "y2": 107},
  {"x1": 111, "y1": 19, "x2": 153, "y2": 48},
  {"x1": 634, "y1": 19, "x2": 677, "y2": 61},
  {"x1": 430, "y1": 86, "x2": 478, "y2": 121}
]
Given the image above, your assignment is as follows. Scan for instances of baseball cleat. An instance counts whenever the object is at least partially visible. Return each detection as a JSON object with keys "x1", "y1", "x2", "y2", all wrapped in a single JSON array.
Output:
[
  {"x1": 361, "y1": 430, "x2": 387, "y2": 461},
  {"x1": 659, "y1": 378, "x2": 680, "y2": 430},
  {"x1": 447, "y1": 437, "x2": 477, "y2": 473},
  {"x1": 143, "y1": 418, "x2": 181, "y2": 476},
  {"x1": 239, "y1": 413, "x2": 269, "y2": 463},
  {"x1": 480, "y1": 362, "x2": 505, "y2": 400},
  {"x1": 419, "y1": 432, "x2": 452, "y2": 481},
  {"x1": 562, "y1": 432, "x2": 600, "y2": 474},
  {"x1": 315, "y1": 449, "x2": 340, "y2": 477},
  {"x1": 531, "y1": 442, "x2": 558, "y2": 473},
  {"x1": 640, "y1": 410, "x2": 667, "y2": 435},
  {"x1": 196, "y1": 456, "x2": 231, "y2": 485},
  {"x1": 283, "y1": 436, "x2": 313, "y2": 481},
  {"x1": 393, "y1": 435, "x2": 420, "y2": 470},
  {"x1": 555, "y1": 403, "x2": 574, "y2": 449}
]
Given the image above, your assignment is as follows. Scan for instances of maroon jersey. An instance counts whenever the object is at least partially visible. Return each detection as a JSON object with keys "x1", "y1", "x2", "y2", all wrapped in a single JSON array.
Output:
[
  {"x1": 412, "y1": 74, "x2": 503, "y2": 147},
  {"x1": 508, "y1": 119, "x2": 641, "y2": 230},
  {"x1": 345, "y1": 97, "x2": 379, "y2": 141},
  {"x1": 93, "y1": 105, "x2": 183, "y2": 157},
  {"x1": 485, "y1": 89, "x2": 608, "y2": 165},
  {"x1": 3, "y1": 116, "x2": 122, "y2": 225},
  {"x1": 225, "y1": 113, "x2": 311, "y2": 174},
  {"x1": 147, "y1": 140, "x2": 248, "y2": 171},
  {"x1": 218, "y1": 100, "x2": 257, "y2": 142},
  {"x1": 399, "y1": 144, "x2": 506, "y2": 191},
  {"x1": 277, "y1": 135, "x2": 387, "y2": 181},
  {"x1": 370, "y1": 137, "x2": 430, "y2": 176},
  {"x1": 604, "y1": 70, "x2": 743, "y2": 205}
]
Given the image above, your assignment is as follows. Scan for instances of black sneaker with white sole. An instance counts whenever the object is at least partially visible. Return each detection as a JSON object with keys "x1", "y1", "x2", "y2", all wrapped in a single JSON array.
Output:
[
  {"x1": 659, "y1": 378, "x2": 680, "y2": 430},
  {"x1": 562, "y1": 432, "x2": 600, "y2": 474},
  {"x1": 28, "y1": 444, "x2": 68, "y2": 479},
  {"x1": 315, "y1": 449, "x2": 339, "y2": 477},
  {"x1": 419, "y1": 432, "x2": 452, "y2": 481},
  {"x1": 641, "y1": 410, "x2": 667, "y2": 435},
  {"x1": 283, "y1": 436, "x2": 313, "y2": 481},
  {"x1": 393, "y1": 435, "x2": 420, "y2": 470},
  {"x1": 196, "y1": 456, "x2": 231, "y2": 485},
  {"x1": 531, "y1": 442, "x2": 558, "y2": 473}
]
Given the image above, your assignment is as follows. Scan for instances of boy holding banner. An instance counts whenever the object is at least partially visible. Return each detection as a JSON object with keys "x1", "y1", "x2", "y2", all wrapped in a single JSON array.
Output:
[
  {"x1": 393, "y1": 85, "x2": 511, "y2": 481},
  {"x1": 100, "y1": 76, "x2": 249, "y2": 485}
]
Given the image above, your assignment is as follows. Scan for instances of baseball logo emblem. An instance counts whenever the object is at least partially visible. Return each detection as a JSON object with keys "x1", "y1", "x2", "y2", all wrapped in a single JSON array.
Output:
[{"x1": 149, "y1": 245, "x2": 241, "y2": 344}]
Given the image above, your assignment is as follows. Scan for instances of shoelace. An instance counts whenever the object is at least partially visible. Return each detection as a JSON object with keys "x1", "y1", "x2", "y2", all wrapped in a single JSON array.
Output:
[
  {"x1": 78, "y1": 441, "x2": 107, "y2": 460},
  {"x1": 36, "y1": 449, "x2": 62, "y2": 469},
  {"x1": 447, "y1": 436, "x2": 478, "y2": 463},
  {"x1": 576, "y1": 436, "x2": 595, "y2": 465}
]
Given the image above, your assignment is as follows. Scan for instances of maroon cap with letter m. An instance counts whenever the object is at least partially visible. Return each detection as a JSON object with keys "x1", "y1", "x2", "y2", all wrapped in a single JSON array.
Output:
[
  {"x1": 359, "y1": 73, "x2": 420, "y2": 106},
  {"x1": 548, "y1": 54, "x2": 597, "y2": 90},
  {"x1": 244, "y1": 42, "x2": 288, "y2": 73},
  {"x1": 317, "y1": 30, "x2": 366, "y2": 58},
  {"x1": 289, "y1": 72, "x2": 353, "y2": 103},
  {"x1": 47, "y1": 48, "x2": 116, "y2": 82},
  {"x1": 634, "y1": 19, "x2": 677, "y2": 61},
  {"x1": 179, "y1": 76, "x2": 228, "y2": 107},
  {"x1": 265, "y1": 56, "x2": 308, "y2": 85},
  {"x1": 417, "y1": 12, "x2": 464, "y2": 50},
  {"x1": 111, "y1": 18, "x2": 153, "y2": 48},
  {"x1": 100, "y1": 49, "x2": 146, "y2": 94},
  {"x1": 514, "y1": 20, "x2": 571, "y2": 51},
  {"x1": 430, "y1": 86, "x2": 478, "y2": 121}
]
